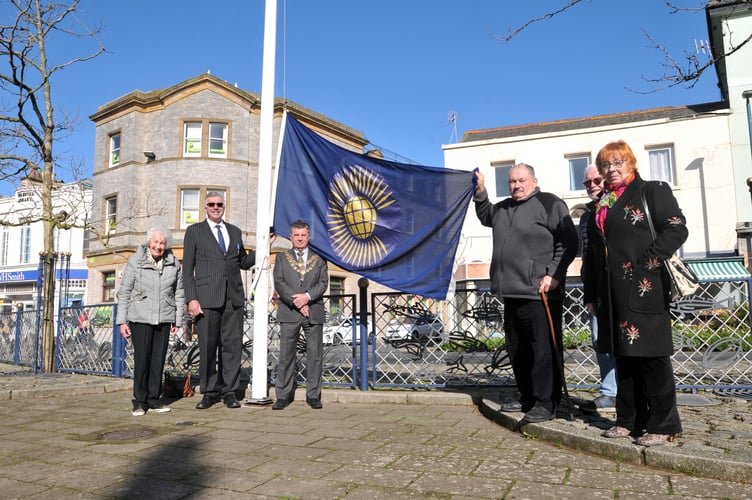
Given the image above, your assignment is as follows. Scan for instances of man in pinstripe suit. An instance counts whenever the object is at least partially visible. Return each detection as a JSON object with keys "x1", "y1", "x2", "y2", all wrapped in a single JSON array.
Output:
[{"x1": 183, "y1": 191, "x2": 255, "y2": 409}]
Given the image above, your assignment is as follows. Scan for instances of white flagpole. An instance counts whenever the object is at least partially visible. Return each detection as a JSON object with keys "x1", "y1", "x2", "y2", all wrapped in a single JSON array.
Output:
[
  {"x1": 269, "y1": 111, "x2": 287, "y2": 219},
  {"x1": 248, "y1": 0, "x2": 278, "y2": 404}
]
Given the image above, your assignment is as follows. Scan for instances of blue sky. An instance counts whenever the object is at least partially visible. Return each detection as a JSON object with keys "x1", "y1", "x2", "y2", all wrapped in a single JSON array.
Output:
[{"x1": 7, "y1": 0, "x2": 721, "y2": 189}]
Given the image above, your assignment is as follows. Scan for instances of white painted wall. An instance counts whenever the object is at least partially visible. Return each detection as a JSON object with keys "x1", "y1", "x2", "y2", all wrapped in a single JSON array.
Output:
[{"x1": 444, "y1": 111, "x2": 736, "y2": 270}]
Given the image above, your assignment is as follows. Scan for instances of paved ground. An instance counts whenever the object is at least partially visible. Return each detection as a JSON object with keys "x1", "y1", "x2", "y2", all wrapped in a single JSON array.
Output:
[{"x1": 0, "y1": 364, "x2": 750, "y2": 499}]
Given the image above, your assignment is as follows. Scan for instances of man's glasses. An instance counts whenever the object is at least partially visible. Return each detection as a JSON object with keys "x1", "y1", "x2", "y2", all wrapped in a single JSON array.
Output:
[
  {"x1": 206, "y1": 202, "x2": 224, "y2": 208},
  {"x1": 600, "y1": 159, "x2": 625, "y2": 169},
  {"x1": 582, "y1": 177, "x2": 603, "y2": 188}
]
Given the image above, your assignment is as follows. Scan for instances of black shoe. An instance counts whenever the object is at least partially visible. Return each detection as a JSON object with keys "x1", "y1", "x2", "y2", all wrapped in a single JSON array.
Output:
[
  {"x1": 306, "y1": 398, "x2": 323, "y2": 409},
  {"x1": 500, "y1": 401, "x2": 524, "y2": 412},
  {"x1": 579, "y1": 395, "x2": 616, "y2": 414},
  {"x1": 223, "y1": 393, "x2": 241, "y2": 409},
  {"x1": 195, "y1": 394, "x2": 218, "y2": 410},
  {"x1": 521, "y1": 405, "x2": 555, "y2": 423},
  {"x1": 272, "y1": 399, "x2": 288, "y2": 410}
]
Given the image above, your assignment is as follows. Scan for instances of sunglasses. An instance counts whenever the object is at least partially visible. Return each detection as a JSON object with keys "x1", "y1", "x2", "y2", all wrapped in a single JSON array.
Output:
[
  {"x1": 582, "y1": 178, "x2": 603, "y2": 188},
  {"x1": 206, "y1": 202, "x2": 224, "y2": 208}
]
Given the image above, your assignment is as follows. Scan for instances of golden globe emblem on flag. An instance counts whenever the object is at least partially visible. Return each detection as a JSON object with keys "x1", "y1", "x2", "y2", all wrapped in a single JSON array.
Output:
[
  {"x1": 343, "y1": 196, "x2": 376, "y2": 239},
  {"x1": 327, "y1": 165, "x2": 398, "y2": 268}
]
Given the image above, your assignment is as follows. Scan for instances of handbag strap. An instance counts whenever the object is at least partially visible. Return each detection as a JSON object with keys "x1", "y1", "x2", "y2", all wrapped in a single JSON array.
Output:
[{"x1": 640, "y1": 187, "x2": 657, "y2": 242}]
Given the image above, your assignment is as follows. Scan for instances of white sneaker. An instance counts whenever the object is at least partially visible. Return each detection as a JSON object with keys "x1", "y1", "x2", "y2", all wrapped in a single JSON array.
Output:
[
  {"x1": 131, "y1": 407, "x2": 146, "y2": 416},
  {"x1": 149, "y1": 405, "x2": 171, "y2": 413}
]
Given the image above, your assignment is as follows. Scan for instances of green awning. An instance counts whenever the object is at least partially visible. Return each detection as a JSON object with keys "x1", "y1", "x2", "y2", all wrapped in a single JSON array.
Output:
[{"x1": 687, "y1": 260, "x2": 751, "y2": 282}]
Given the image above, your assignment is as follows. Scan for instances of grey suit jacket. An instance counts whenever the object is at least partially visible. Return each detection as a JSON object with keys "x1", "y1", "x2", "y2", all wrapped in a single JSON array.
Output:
[
  {"x1": 183, "y1": 220, "x2": 255, "y2": 309},
  {"x1": 273, "y1": 249, "x2": 328, "y2": 324}
]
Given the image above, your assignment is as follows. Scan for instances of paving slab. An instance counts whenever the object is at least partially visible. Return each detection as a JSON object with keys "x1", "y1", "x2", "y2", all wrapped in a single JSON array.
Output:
[{"x1": 0, "y1": 363, "x2": 750, "y2": 498}]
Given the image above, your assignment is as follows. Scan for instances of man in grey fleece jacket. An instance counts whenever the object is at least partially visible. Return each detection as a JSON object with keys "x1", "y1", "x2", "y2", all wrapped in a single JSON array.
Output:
[{"x1": 475, "y1": 164, "x2": 578, "y2": 423}]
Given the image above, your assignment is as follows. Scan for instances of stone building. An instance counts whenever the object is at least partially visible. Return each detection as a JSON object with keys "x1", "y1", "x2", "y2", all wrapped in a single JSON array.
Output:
[{"x1": 86, "y1": 72, "x2": 374, "y2": 304}]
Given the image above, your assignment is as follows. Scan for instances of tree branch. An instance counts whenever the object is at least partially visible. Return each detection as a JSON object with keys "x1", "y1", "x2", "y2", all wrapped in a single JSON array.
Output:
[
  {"x1": 629, "y1": 25, "x2": 752, "y2": 94},
  {"x1": 490, "y1": 0, "x2": 589, "y2": 42}
]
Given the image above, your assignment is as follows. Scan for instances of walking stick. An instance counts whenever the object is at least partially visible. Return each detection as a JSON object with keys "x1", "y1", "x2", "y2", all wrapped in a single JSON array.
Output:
[{"x1": 541, "y1": 290, "x2": 575, "y2": 421}]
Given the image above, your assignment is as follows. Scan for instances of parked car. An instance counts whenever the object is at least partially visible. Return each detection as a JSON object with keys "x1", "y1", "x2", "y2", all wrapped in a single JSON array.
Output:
[
  {"x1": 323, "y1": 317, "x2": 372, "y2": 345},
  {"x1": 385, "y1": 314, "x2": 444, "y2": 343}
]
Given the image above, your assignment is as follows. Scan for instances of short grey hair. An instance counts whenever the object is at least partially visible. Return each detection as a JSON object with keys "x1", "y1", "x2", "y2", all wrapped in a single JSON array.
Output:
[
  {"x1": 146, "y1": 225, "x2": 172, "y2": 248},
  {"x1": 512, "y1": 163, "x2": 536, "y2": 178},
  {"x1": 582, "y1": 164, "x2": 598, "y2": 180},
  {"x1": 290, "y1": 219, "x2": 311, "y2": 235},
  {"x1": 205, "y1": 191, "x2": 225, "y2": 203}
]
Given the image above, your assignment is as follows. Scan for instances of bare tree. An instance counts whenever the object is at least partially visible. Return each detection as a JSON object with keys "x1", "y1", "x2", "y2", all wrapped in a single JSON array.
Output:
[
  {"x1": 492, "y1": 0, "x2": 752, "y2": 93},
  {"x1": 0, "y1": 0, "x2": 104, "y2": 371}
]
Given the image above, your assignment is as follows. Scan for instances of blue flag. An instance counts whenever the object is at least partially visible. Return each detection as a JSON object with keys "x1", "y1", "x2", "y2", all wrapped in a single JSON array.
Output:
[{"x1": 273, "y1": 114, "x2": 475, "y2": 299}]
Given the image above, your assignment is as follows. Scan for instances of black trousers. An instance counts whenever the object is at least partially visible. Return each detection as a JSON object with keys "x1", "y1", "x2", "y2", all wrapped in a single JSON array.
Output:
[
  {"x1": 195, "y1": 293, "x2": 244, "y2": 398},
  {"x1": 503, "y1": 298, "x2": 562, "y2": 412},
  {"x1": 615, "y1": 355, "x2": 682, "y2": 435},
  {"x1": 129, "y1": 322, "x2": 171, "y2": 409}
]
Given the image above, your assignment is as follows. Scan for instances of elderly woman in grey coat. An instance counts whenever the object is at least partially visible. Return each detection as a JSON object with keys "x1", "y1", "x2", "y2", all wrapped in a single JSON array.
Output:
[{"x1": 117, "y1": 226, "x2": 185, "y2": 416}]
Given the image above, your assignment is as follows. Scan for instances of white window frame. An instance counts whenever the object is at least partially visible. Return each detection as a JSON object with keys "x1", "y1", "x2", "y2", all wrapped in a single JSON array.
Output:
[
  {"x1": 184, "y1": 122, "x2": 203, "y2": 157},
  {"x1": 567, "y1": 155, "x2": 591, "y2": 192},
  {"x1": 0, "y1": 226, "x2": 7, "y2": 266},
  {"x1": 20, "y1": 223, "x2": 31, "y2": 264},
  {"x1": 492, "y1": 161, "x2": 514, "y2": 198},
  {"x1": 179, "y1": 187, "x2": 227, "y2": 227},
  {"x1": 180, "y1": 188, "x2": 201, "y2": 229},
  {"x1": 647, "y1": 145, "x2": 675, "y2": 184},
  {"x1": 208, "y1": 122, "x2": 228, "y2": 158},
  {"x1": 105, "y1": 196, "x2": 117, "y2": 234},
  {"x1": 109, "y1": 133, "x2": 121, "y2": 167}
]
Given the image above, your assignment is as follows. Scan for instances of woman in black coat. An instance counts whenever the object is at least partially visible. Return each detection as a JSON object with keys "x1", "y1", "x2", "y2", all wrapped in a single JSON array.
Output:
[{"x1": 582, "y1": 140, "x2": 688, "y2": 446}]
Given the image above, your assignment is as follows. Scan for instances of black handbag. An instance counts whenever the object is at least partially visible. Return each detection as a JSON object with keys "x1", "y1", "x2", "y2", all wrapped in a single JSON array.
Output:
[{"x1": 641, "y1": 188, "x2": 699, "y2": 301}]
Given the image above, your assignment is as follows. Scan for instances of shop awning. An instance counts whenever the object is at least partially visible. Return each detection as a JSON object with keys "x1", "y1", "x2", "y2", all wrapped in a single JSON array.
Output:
[{"x1": 687, "y1": 259, "x2": 751, "y2": 282}]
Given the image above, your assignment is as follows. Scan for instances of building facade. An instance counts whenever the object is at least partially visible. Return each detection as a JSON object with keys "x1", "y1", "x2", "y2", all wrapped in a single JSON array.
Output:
[
  {"x1": 445, "y1": 1, "x2": 752, "y2": 286},
  {"x1": 86, "y1": 73, "x2": 392, "y2": 304},
  {"x1": 0, "y1": 178, "x2": 91, "y2": 311}
]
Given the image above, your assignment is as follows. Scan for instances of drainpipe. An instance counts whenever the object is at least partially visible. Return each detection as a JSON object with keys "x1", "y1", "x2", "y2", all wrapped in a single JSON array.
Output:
[{"x1": 744, "y1": 90, "x2": 752, "y2": 162}]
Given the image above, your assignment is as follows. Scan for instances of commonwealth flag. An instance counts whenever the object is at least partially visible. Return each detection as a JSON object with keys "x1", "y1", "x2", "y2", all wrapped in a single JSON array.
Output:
[{"x1": 273, "y1": 114, "x2": 475, "y2": 299}]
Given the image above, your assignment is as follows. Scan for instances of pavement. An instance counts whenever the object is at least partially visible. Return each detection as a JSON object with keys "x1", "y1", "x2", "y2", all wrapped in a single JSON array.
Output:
[{"x1": 0, "y1": 363, "x2": 750, "y2": 499}]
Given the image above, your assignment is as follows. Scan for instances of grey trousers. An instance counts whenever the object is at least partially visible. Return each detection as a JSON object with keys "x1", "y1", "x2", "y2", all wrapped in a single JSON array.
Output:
[{"x1": 275, "y1": 317, "x2": 323, "y2": 401}]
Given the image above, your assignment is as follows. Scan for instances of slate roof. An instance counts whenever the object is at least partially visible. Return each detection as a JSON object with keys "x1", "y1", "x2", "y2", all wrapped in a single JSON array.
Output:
[{"x1": 459, "y1": 101, "x2": 729, "y2": 143}]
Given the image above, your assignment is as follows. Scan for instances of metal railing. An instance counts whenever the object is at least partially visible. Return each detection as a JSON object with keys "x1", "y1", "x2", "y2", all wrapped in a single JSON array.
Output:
[{"x1": 1, "y1": 278, "x2": 750, "y2": 391}]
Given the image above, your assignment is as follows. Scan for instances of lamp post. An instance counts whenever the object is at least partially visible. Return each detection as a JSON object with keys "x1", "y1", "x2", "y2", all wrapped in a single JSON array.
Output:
[
  {"x1": 358, "y1": 278, "x2": 369, "y2": 391},
  {"x1": 743, "y1": 177, "x2": 752, "y2": 271},
  {"x1": 743, "y1": 90, "x2": 752, "y2": 162}
]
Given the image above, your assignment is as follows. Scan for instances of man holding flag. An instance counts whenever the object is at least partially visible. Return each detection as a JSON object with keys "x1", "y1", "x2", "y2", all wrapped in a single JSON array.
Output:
[{"x1": 474, "y1": 165, "x2": 578, "y2": 424}]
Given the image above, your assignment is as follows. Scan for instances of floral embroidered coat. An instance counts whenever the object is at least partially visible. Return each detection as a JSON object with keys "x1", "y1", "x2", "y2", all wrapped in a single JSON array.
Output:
[{"x1": 582, "y1": 174, "x2": 688, "y2": 357}]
